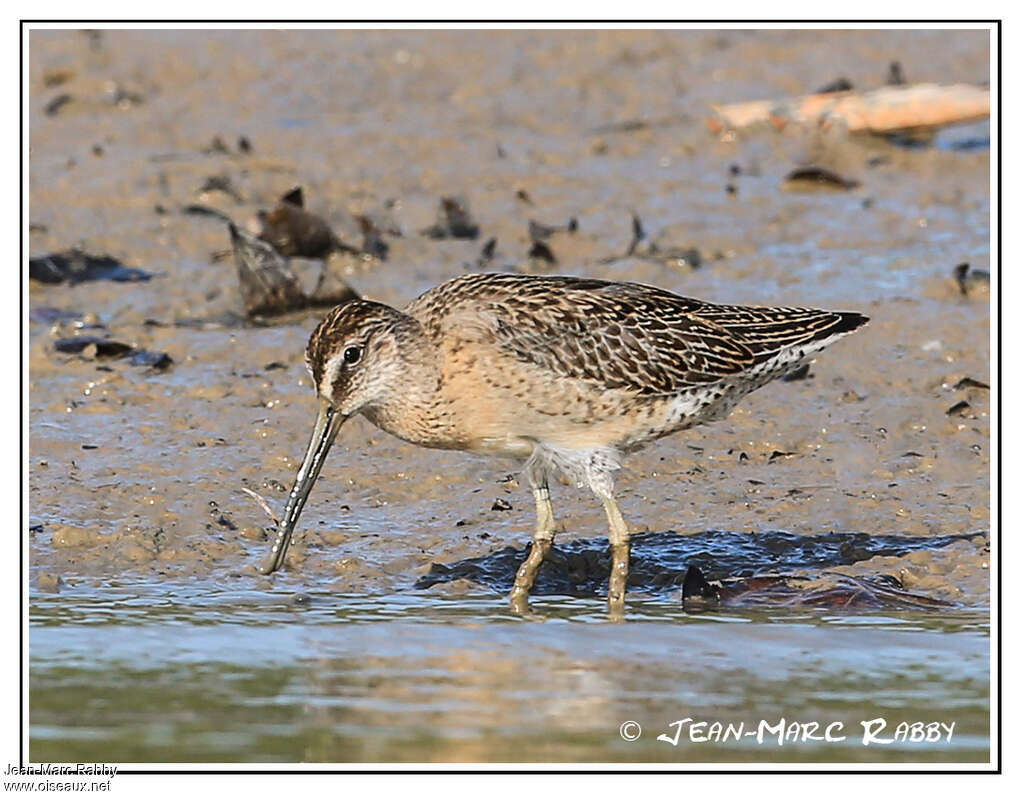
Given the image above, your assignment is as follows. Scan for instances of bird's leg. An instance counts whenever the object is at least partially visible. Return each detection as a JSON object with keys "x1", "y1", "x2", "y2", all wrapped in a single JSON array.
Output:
[
  {"x1": 600, "y1": 494, "x2": 631, "y2": 619},
  {"x1": 509, "y1": 473, "x2": 558, "y2": 614}
]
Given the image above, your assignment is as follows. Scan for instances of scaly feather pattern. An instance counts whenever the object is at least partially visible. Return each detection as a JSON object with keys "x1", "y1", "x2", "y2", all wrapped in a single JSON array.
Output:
[{"x1": 405, "y1": 273, "x2": 867, "y2": 396}]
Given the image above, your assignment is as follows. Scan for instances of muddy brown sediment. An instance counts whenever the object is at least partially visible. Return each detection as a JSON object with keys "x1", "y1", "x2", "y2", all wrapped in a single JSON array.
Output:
[{"x1": 29, "y1": 29, "x2": 989, "y2": 607}]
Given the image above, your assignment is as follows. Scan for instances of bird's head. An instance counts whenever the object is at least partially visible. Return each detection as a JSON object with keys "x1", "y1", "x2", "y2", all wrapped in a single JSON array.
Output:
[{"x1": 258, "y1": 300, "x2": 419, "y2": 576}]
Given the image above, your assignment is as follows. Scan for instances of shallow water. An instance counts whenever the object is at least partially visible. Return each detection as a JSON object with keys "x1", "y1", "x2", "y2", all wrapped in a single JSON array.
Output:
[
  {"x1": 30, "y1": 582, "x2": 989, "y2": 764},
  {"x1": 28, "y1": 28, "x2": 992, "y2": 765}
]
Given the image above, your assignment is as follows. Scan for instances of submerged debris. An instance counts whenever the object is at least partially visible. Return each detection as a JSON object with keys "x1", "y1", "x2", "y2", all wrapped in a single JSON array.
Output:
[
  {"x1": 30, "y1": 251, "x2": 152, "y2": 284},
  {"x1": 420, "y1": 196, "x2": 480, "y2": 239}
]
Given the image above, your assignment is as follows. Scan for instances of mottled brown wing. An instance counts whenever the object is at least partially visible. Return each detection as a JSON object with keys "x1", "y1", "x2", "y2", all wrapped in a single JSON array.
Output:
[
  {"x1": 408, "y1": 273, "x2": 867, "y2": 396},
  {"x1": 457, "y1": 276, "x2": 757, "y2": 395}
]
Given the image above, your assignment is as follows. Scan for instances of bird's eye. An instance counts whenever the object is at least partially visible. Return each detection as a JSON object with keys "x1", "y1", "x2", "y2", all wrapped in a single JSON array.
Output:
[{"x1": 343, "y1": 346, "x2": 362, "y2": 365}]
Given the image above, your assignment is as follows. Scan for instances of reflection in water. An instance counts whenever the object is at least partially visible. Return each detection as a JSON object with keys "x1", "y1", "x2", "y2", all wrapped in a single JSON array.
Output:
[{"x1": 30, "y1": 585, "x2": 990, "y2": 763}]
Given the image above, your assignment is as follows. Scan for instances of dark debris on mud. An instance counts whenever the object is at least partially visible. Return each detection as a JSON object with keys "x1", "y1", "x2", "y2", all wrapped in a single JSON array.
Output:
[
  {"x1": 683, "y1": 567, "x2": 953, "y2": 610},
  {"x1": 416, "y1": 530, "x2": 981, "y2": 608},
  {"x1": 30, "y1": 250, "x2": 153, "y2": 284},
  {"x1": 53, "y1": 335, "x2": 173, "y2": 369},
  {"x1": 420, "y1": 195, "x2": 480, "y2": 240},
  {"x1": 229, "y1": 222, "x2": 359, "y2": 318}
]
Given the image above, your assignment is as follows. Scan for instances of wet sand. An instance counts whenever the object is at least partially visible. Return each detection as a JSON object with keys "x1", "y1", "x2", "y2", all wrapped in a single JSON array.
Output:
[{"x1": 28, "y1": 28, "x2": 991, "y2": 763}]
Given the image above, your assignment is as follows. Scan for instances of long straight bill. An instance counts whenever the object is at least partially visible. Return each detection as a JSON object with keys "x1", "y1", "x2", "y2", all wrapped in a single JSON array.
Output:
[{"x1": 259, "y1": 398, "x2": 346, "y2": 574}]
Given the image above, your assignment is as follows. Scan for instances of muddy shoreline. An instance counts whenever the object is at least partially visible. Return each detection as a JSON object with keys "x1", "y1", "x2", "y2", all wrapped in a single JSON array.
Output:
[{"x1": 30, "y1": 29, "x2": 990, "y2": 606}]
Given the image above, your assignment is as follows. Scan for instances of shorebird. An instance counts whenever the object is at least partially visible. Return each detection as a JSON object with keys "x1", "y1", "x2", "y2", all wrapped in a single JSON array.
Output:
[{"x1": 257, "y1": 273, "x2": 867, "y2": 615}]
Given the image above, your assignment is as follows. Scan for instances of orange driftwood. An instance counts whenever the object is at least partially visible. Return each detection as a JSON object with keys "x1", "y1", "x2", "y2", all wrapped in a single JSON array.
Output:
[{"x1": 708, "y1": 83, "x2": 990, "y2": 135}]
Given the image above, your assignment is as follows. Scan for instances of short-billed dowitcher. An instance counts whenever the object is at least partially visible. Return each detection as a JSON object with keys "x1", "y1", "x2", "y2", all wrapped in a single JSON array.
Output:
[{"x1": 258, "y1": 273, "x2": 867, "y2": 615}]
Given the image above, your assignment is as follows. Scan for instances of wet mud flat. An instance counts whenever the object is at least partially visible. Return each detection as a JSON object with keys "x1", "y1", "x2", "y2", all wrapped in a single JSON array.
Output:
[{"x1": 28, "y1": 28, "x2": 990, "y2": 763}]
